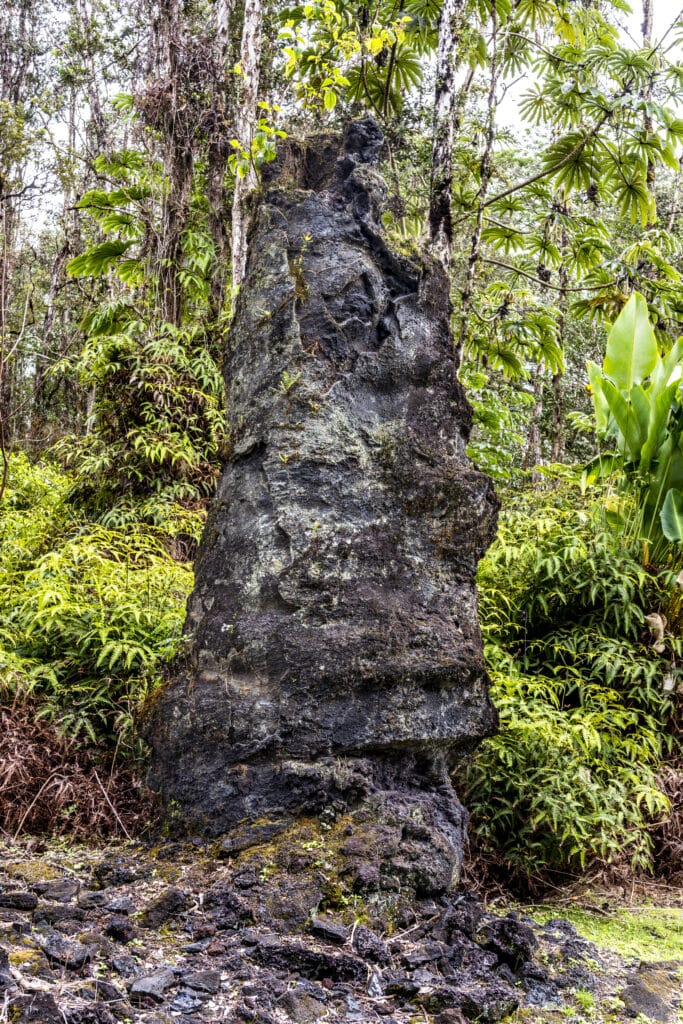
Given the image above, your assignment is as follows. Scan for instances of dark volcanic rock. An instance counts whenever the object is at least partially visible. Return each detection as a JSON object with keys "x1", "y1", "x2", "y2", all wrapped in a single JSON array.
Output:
[
  {"x1": 351, "y1": 925, "x2": 390, "y2": 964},
  {"x1": 9, "y1": 993, "x2": 63, "y2": 1022},
  {"x1": 35, "y1": 927, "x2": 93, "y2": 969},
  {"x1": 181, "y1": 969, "x2": 221, "y2": 994},
  {"x1": 247, "y1": 935, "x2": 367, "y2": 983},
  {"x1": 477, "y1": 915, "x2": 538, "y2": 969},
  {"x1": 219, "y1": 820, "x2": 289, "y2": 856},
  {"x1": 104, "y1": 915, "x2": 138, "y2": 944},
  {"x1": 37, "y1": 879, "x2": 80, "y2": 903},
  {"x1": 147, "y1": 117, "x2": 498, "y2": 888},
  {"x1": 139, "y1": 886, "x2": 189, "y2": 928},
  {"x1": 0, "y1": 946, "x2": 15, "y2": 993},
  {"x1": 620, "y1": 963, "x2": 682, "y2": 1023},
  {"x1": 0, "y1": 891, "x2": 38, "y2": 911},
  {"x1": 309, "y1": 915, "x2": 348, "y2": 944},
  {"x1": 129, "y1": 967, "x2": 177, "y2": 1003}
]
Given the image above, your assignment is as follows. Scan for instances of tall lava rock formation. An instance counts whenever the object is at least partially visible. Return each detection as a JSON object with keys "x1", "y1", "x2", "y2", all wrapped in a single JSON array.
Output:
[{"x1": 148, "y1": 119, "x2": 499, "y2": 894}]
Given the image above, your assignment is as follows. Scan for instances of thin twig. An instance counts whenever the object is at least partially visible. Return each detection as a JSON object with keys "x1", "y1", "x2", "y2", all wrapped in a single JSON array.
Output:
[
  {"x1": 12, "y1": 771, "x2": 62, "y2": 839},
  {"x1": 93, "y1": 769, "x2": 132, "y2": 841},
  {"x1": 481, "y1": 257, "x2": 617, "y2": 294},
  {"x1": 386, "y1": 912, "x2": 442, "y2": 944}
]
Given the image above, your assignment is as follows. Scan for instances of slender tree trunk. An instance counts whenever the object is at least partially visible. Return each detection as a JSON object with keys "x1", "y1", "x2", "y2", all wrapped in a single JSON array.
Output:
[
  {"x1": 160, "y1": 147, "x2": 194, "y2": 325},
  {"x1": 207, "y1": 0, "x2": 237, "y2": 319},
  {"x1": 74, "y1": 0, "x2": 109, "y2": 155},
  {"x1": 642, "y1": 0, "x2": 656, "y2": 205},
  {"x1": 32, "y1": 84, "x2": 81, "y2": 435},
  {"x1": 667, "y1": 164, "x2": 681, "y2": 231},
  {"x1": 0, "y1": 203, "x2": 18, "y2": 448},
  {"x1": 231, "y1": 0, "x2": 263, "y2": 299},
  {"x1": 550, "y1": 224, "x2": 569, "y2": 463},
  {"x1": 458, "y1": 2, "x2": 518, "y2": 355},
  {"x1": 32, "y1": 242, "x2": 70, "y2": 431},
  {"x1": 525, "y1": 363, "x2": 545, "y2": 484},
  {"x1": 0, "y1": 0, "x2": 39, "y2": 455},
  {"x1": 642, "y1": 0, "x2": 653, "y2": 43},
  {"x1": 150, "y1": 0, "x2": 195, "y2": 326},
  {"x1": 428, "y1": 0, "x2": 465, "y2": 273},
  {"x1": 214, "y1": 0, "x2": 236, "y2": 60}
]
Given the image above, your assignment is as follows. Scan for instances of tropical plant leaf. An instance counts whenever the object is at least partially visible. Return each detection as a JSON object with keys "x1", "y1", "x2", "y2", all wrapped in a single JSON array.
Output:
[
  {"x1": 661, "y1": 487, "x2": 683, "y2": 542},
  {"x1": 603, "y1": 292, "x2": 658, "y2": 391},
  {"x1": 580, "y1": 453, "x2": 620, "y2": 492},
  {"x1": 599, "y1": 378, "x2": 647, "y2": 461},
  {"x1": 67, "y1": 241, "x2": 132, "y2": 278}
]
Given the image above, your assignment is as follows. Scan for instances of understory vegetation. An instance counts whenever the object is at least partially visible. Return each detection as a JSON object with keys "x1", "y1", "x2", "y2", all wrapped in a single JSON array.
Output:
[
  {"x1": 465, "y1": 483, "x2": 680, "y2": 880},
  {"x1": 463, "y1": 296, "x2": 683, "y2": 883},
  {"x1": 0, "y1": 454, "x2": 193, "y2": 835}
]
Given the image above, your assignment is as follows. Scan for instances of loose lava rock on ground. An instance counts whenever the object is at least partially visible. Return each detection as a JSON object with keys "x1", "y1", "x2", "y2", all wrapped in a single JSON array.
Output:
[{"x1": 1, "y1": 839, "x2": 681, "y2": 1024}]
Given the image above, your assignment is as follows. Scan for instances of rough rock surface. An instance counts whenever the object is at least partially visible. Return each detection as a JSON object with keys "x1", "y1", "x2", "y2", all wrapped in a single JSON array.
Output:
[
  {"x1": 147, "y1": 118, "x2": 499, "y2": 879},
  {"x1": 3, "y1": 841, "x2": 671, "y2": 1024}
]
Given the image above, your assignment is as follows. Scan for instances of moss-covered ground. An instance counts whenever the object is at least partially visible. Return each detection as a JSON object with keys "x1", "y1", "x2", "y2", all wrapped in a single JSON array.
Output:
[
  {"x1": 499, "y1": 890, "x2": 683, "y2": 1024},
  {"x1": 526, "y1": 904, "x2": 683, "y2": 963}
]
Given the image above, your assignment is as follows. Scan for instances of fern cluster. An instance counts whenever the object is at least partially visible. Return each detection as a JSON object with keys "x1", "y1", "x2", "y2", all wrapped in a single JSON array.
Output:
[
  {"x1": 0, "y1": 454, "x2": 194, "y2": 758},
  {"x1": 465, "y1": 480, "x2": 678, "y2": 877},
  {"x1": 56, "y1": 320, "x2": 227, "y2": 520}
]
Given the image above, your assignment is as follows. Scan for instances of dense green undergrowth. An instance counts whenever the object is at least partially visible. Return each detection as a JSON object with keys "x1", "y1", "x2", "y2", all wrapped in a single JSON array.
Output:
[
  {"x1": 0, "y1": 453, "x2": 194, "y2": 759},
  {"x1": 528, "y1": 902, "x2": 683, "y2": 962},
  {"x1": 464, "y1": 479, "x2": 682, "y2": 879}
]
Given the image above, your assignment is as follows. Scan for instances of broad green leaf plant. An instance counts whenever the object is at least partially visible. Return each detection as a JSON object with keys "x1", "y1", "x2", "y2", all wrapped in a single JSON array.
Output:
[{"x1": 585, "y1": 292, "x2": 683, "y2": 553}]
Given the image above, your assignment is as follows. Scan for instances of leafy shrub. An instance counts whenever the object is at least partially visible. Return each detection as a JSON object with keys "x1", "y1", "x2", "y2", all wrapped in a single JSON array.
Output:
[
  {"x1": 54, "y1": 148, "x2": 228, "y2": 523},
  {"x1": 653, "y1": 763, "x2": 683, "y2": 882},
  {"x1": 461, "y1": 366, "x2": 534, "y2": 485},
  {"x1": 463, "y1": 481, "x2": 677, "y2": 878},
  {"x1": 0, "y1": 454, "x2": 194, "y2": 756},
  {"x1": 0, "y1": 452, "x2": 71, "y2": 570},
  {"x1": 55, "y1": 321, "x2": 227, "y2": 520}
]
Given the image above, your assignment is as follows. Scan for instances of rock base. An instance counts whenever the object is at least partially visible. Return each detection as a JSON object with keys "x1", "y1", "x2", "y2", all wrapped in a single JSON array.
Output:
[{"x1": 147, "y1": 119, "x2": 499, "y2": 867}]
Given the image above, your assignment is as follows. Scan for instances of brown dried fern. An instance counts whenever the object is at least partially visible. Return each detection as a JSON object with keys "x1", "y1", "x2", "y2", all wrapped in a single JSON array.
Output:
[{"x1": 0, "y1": 696, "x2": 157, "y2": 840}]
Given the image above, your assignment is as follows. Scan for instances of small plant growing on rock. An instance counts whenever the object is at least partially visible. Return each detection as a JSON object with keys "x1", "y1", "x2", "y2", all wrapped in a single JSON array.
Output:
[{"x1": 276, "y1": 371, "x2": 302, "y2": 395}]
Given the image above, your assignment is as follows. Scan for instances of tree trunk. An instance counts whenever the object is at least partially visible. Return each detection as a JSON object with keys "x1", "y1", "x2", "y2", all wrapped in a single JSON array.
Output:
[
  {"x1": 429, "y1": 0, "x2": 465, "y2": 273},
  {"x1": 642, "y1": 0, "x2": 656, "y2": 201},
  {"x1": 214, "y1": 0, "x2": 236, "y2": 60},
  {"x1": 147, "y1": 0, "x2": 194, "y2": 326},
  {"x1": 458, "y1": 1, "x2": 519, "y2": 357},
  {"x1": 206, "y1": 0, "x2": 237, "y2": 319},
  {"x1": 0, "y1": 0, "x2": 41, "y2": 453},
  {"x1": 230, "y1": 0, "x2": 263, "y2": 299},
  {"x1": 525, "y1": 362, "x2": 545, "y2": 483},
  {"x1": 550, "y1": 225, "x2": 569, "y2": 463},
  {"x1": 73, "y1": 0, "x2": 109, "y2": 156}
]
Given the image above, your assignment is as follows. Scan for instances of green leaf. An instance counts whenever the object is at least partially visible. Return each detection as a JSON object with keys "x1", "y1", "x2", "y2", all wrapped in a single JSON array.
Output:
[
  {"x1": 661, "y1": 488, "x2": 683, "y2": 542},
  {"x1": 648, "y1": 336, "x2": 683, "y2": 397},
  {"x1": 603, "y1": 292, "x2": 658, "y2": 391},
  {"x1": 67, "y1": 241, "x2": 132, "y2": 279},
  {"x1": 599, "y1": 378, "x2": 647, "y2": 461},
  {"x1": 580, "y1": 453, "x2": 620, "y2": 492},
  {"x1": 587, "y1": 361, "x2": 610, "y2": 434},
  {"x1": 640, "y1": 379, "x2": 680, "y2": 471}
]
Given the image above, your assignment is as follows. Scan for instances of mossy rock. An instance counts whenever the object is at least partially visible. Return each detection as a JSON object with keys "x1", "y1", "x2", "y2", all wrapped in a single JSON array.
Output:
[{"x1": 5, "y1": 861, "x2": 62, "y2": 883}]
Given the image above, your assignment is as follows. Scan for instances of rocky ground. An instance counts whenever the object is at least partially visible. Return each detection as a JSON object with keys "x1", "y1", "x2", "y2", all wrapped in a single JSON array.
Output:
[{"x1": 1, "y1": 833, "x2": 681, "y2": 1024}]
